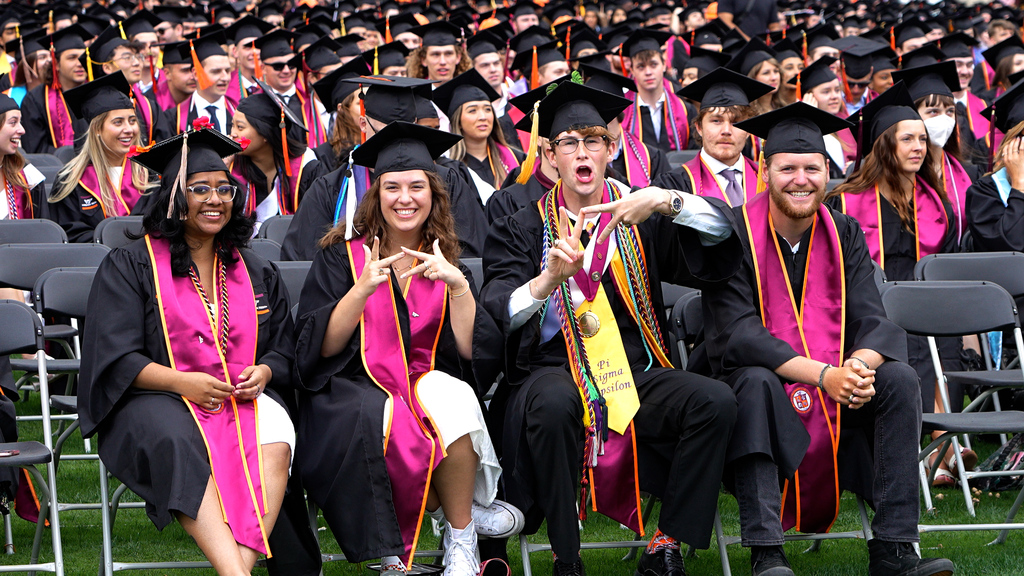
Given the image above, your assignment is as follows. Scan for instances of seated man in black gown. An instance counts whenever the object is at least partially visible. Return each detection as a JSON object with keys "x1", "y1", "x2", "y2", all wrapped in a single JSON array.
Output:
[
  {"x1": 480, "y1": 76, "x2": 740, "y2": 576},
  {"x1": 703, "y1": 102, "x2": 955, "y2": 576}
]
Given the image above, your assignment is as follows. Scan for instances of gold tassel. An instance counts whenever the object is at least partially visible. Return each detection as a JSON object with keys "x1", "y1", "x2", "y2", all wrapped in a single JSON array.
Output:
[{"x1": 516, "y1": 101, "x2": 541, "y2": 184}]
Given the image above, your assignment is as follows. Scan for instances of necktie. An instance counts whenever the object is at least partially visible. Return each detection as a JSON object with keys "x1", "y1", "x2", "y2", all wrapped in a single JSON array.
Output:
[
  {"x1": 205, "y1": 105, "x2": 221, "y2": 132},
  {"x1": 721, "y1": 168, "x2": 744, "y2": 207}
]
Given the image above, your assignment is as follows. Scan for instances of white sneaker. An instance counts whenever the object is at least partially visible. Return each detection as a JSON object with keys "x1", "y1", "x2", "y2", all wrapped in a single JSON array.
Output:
[
  {"x1": 443, "y1": 522, "x2": 480, "y2": 576},
  {"x1": 380, "y1": 555, "x2": 407, "y2": 576},
  {"x1": 472, "y1": 500, "x2": 525, "y2": 539}
]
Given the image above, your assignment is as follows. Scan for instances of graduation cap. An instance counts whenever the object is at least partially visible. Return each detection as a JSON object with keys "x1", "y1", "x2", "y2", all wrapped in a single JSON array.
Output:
[
  {"x1": 787, "y1": 55, "x2": 837, "y2": 97},
  {"x1": 130, "y1": 128, "x2": 243, "y2": 219},
  {"x1": 121, "y1": 10, "x2": 162, "y2": 38},
  {"x1": 352, "y1": 120, "x2": 461, "y2": 177},
  {"x1": 341, "y1": 75, "x2": 434, "y2": 123},
  {"x1": 891, "y1": 60, "x2": 960, "y2": 101},
  {"x1": 312, "y1": 56, "x2": 371, "y2": 109},
  {"x1": 683, "y1": 45, "x2": 732, "y2": 74},
  {"x1": 410, "y1": 20, "x2": 463, "y2": 48},
  {"x1": 734, "y1": 101, "x2": 853, "y2": 158},
  {"x1": 362, "y1": 41, "x2": 410, "y2": 73},
  {"x1": 63, "y1": 71, "x2": 134, "y2": 123},
  {"x1": 580, "y1": 62, "x2": 636, "y2": 95},
  {"x1": 983, "y1": 35, "x2": 1024, "y2": 70},
  {"x1": 467, "y1": 30, "x2": 504, "y2": 60},
  {"x1": 619, "y1": 27, "x2": 671, "y2": 59},
  {"x1": 225, "y1": 15, "x2": 275, "y2": 45},
  {"x1": 899, "y1": 44, "x2": 945, "y2": 69},
  {"x1": 982, "y1": 76, "x2": 1024, "y2": 134},
  {"x1": 43, "y1": 24, "x2": 91, "y2": 55},
  {"x1": 301, "y1": 37, "x2": 343, "y2": 71},
  {"x1": 254, "y1": 28, "x2": 296, "y2": 60},
  {"x1": 725, "y1": 37, "x2": 777, "y2": 76},
  {"x1": 677, "y1": 66, "x2": 774, "y2": 108},
  {"x1": 936, "y1": 32, "x2": 978, "y2": 61},
  {"x1": 850, "y1": 81, "x2": 920, "y2": 155},
  {"x1": 430, "y1": 69, "x2": 499, "y2": 119}
]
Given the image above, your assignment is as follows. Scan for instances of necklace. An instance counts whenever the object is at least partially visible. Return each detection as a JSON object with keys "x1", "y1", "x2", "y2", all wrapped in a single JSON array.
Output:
[{"x1": 189, "y1": 257, "x2": 230, "y2": 354}]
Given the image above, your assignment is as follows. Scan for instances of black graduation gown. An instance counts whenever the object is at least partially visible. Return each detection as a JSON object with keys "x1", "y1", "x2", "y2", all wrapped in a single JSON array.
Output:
[
  {"x1": 292, "y1": 241, "x2": 501, "y2": 562},
  {"x1": 45, "y1": 175, "x2": 148, "y2": 243},
  {"x1": 608, "y1": 142, "x2": 670, "y2": 185},
  {"x1": 478, "y1": 190, "x2": 742, "y2": 516},
  {"x1": 20, "y1": 85, "x2": 87, "y2": 155},
  {"x1": 703, "y1": 206, "x2": 908, "y2": 492},
  {"x1": 966, "y1": 174, "x2": 1024, "y2": 252},
  {"x1": 279, "y1": 159, "x2": 488, "y2": 261}
]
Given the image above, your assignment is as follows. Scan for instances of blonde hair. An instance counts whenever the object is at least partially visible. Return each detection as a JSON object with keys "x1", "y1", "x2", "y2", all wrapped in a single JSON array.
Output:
[
  {"x1": 447, "y1": 101, "x2": 515, "y2": 188},
  {"x1": 50, "y1": 111, "x2": 152, "y2": 210}
]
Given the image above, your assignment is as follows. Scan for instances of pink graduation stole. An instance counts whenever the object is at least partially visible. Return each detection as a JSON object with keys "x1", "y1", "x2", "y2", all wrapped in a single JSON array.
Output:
[
  {"x1": 838, "y1": 177, "x2": 948, "y2": 269},
  {"x1": 152, "y1": 73, "x2": 176, "y2": 111},
  {"x1": 132, "y1": 84, "x2": 156, "y2": 146},
  {"x1": 234, "y1": 154, "x2": 309, "y2": 216},
  {"x1": 347, "y1": 235, "x2": 446, "y2": 567},
  {"x1": 941, "y1": 151, "x2": 972, "y2": 243},
  {"x1": 965, "y1": 92, "x2": 990, "y2": 141},
  {"x1": 622, "y1": 78, "x2": 690, "y2": 151},
  {"x1": 144, "y1": 235, "x2": 271, "y2": 556},
  {"x1": 4, "y1": 170, "x2": 34, "y2": 219},
  {"x1": 44, "y1": 86, "x2": 74, "y2": 149},
  {"x1": 742, "y1": 191, "x2": 845, "y2": 534},
  {"x1": 620, "y1": 131, "x2": 653, "y2": 188},
  {"x1": 78, "y1": 161, "x2": 142, "y2": 217},
  {"x1": 680, "y1": 154, "x2": 758, "y2": 207},
  {"x1": 295, "y1": 89, "x2": 327, "y2": 149}
]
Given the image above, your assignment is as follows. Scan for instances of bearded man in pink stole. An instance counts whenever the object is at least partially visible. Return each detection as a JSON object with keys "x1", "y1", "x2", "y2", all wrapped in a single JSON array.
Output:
[{"x1": 702, "y1": 102, "x2": 955, "y2": 576}]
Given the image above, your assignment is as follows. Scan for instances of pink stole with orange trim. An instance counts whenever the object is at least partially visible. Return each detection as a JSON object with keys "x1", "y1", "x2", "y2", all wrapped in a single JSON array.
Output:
[
  {"x1": 145, "y1": 235, "x2": 270, "y2": 555},
  {"x1": 348, "y1": 235, "x2": 446, "y2": 566},
  {"x1": 743, "y1": 191, "x2": 845, "y2": 534},
  {"x1": 44, "y1": 86, "x2": 74, "y2": 148},
  {"x1": 621, "y1": 79, "x2": 690, "y2": 151},
  {"x1": 839, "y1": 177, "x2": 947, "y2": 267},
  {"x1": 942, "y1": 151, "x2": 972, "y2": 242},
  {"x1": 681, "y1": 154, "x2": 758, "y2": 207},
  {"x1": 79, "y1": 164, "x2": 142, "y2": 217},
  {"x1": 620, "y1": 131, "x2": 652, "y2": 188}
]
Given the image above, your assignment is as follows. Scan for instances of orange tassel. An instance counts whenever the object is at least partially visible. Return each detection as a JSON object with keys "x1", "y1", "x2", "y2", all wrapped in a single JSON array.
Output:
[
  {"x1": 530, "y1": 46, "x2": 539, "y2": 89},
  {"x1": 385, "y1": 16, "x2": 393, "y2": 43},
  {"x1": 841, "y1": 61, "x2": 854, "y2": 104},
  {"x1": 281, "y1": 108, "x2": 292, "y2": 177},
  {"x1": 190, "y1": 40, "x2": 214, "y2": 90},
  {"x1": 253, "y1": 40, "x2": 263, "y2": 81}
]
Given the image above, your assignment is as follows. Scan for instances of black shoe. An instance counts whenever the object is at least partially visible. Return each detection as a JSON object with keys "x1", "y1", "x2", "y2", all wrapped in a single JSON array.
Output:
[
  {"x1": 634, "y1": 546, "x2": 687, "y2": 576},
  {"x1": 868, "y1": 540, "x2": 955, "y2": 576},
  {"x1": 751, "y1": 546, "x2": 795, "y2": 576},
  {"x1": 553, "y1": 557, "x2": 585, "y2": 576}
]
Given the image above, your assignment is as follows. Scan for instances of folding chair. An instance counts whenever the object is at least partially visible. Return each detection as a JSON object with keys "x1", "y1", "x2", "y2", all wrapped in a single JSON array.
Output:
[
  {"x1": 0, "y1": 220, "x2": 67, "y2": 245},
  {"x1": 93, "y1": 216, "x2": 144, "y2": 250},
  {"x1": 273, "y1": 260, "x2": 312, "y2": 308},
  {"x1": 256, "y1": 214, "x2": 294, "y2": 245},
  {"x1": 879, "y1": 280, "x2": 1024, "y2": 533},
  {"x1": 250, "y1": 238, "x2": 283, "y2": 261},
  {"x1": 668, "y1": 290, "x2": 701, "y2": 368},
  {"x1": 0, "y1": 300, "x2": 65, "y2": 575}
]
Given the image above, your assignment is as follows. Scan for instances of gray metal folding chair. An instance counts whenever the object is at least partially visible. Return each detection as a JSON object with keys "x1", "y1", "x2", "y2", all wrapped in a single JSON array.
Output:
[
  {"x1": 93, "y1": 216, "x2": 144, "y2": 250},
  {"x1": 0, "y1": 220, "x2": 67, "y2": 245},
  {"x1": 0, "y1": 300, "x2": 65, "y2": 575},
  {"x1": 879, "y1": 280, "x2": 1024, "y2": 538},
  {"x1": 250, "y1": 238, "x2": 283, "y2": 261},
  {"x1": 256, "y1": 215, "x2": 294, "y2": 245}
]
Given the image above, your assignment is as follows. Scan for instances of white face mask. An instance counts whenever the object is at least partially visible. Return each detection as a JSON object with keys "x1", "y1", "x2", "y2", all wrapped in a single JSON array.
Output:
[{"x1": 924, "y1": 115, "x2": 956, "y2": 148}]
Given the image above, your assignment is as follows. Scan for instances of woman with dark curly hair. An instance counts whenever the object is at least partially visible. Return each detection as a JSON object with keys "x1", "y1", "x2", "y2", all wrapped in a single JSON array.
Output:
[
  {"x1": 78, "y1": 127, "x2": 298, "y2": 575},
  {"x1": 294, "y1": 121, "x2": 521, "y2": 576}
]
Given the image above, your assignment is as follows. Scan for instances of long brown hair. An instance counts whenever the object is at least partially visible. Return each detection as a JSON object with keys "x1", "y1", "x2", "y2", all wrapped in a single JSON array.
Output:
[
  {"x1": 830, "y1": 121, "x2": 946, "y2": 231},
  {"x1": 319, "y1": 169, "x2": 462, "y2": 264},
  {"x1": 406, "y1": 45, "x2": 472, "y2": 79}
]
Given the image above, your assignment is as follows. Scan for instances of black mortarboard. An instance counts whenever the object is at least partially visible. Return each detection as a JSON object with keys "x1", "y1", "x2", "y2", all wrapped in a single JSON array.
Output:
[
  {"x1": 725, "y1": 37, "x2": 777, "y2": 76},
  {"x1": 527, "y1": 80, "x2": 631, "y2": 139},
  {"x1": 983, "y1": 77, "x2": 1024, "y2": 134},
  {"x1": 130, "y1": 128, "x2": 242, "y2": 209},
  {"x1": 341, "y1": 75, "x2": 434, "y2": 123},
  {"x1": 580, "y1": 62, "x2": 635, "y2": 95},
  {"x1": 376, "y1": 13, "x2": 421, "y2": 38},
  {"x1": 467, "y1": 30, "x2": 504, "y2": 59},
  {"x1": 431, "y1": 69, "x2": 499, "y2": 119},
  {"x1": 225, "y1": 15, "x2": 274, "y2": 44},
  {"x1": 899, "y1": 44, "x2": 945, "y2": 69},
  {"x1": 254, "y1": 28, "x2": 296, "y2": 60},
  {"x1": 936, "y1": 32, "x2": 979, "y2": 60},
  {"x1": 788, "y1": 55, "x2": 837, "y2": 91},
  {"x1": 121, "y1": 10, "x2": 162, "y2": 38},
  {"x1": 892, "y1": 20, "x2": 927, "y2": 48},
  {"x1": 734, "y1": 101, "x2": 853, "y2": 157},
  {"x1": 352, "y1": 121, "x2": 461, "y2": 176},
  {"x1": 410, "y1": 20, "x2": 463, "y2": 47},
  {"x1": 891, "y1": 60, "x2": 960, "y2": 101},
  {"x1": 850, "y1": 81, "x2": 920, "y2": 153},
  {"x1": 363, "y1": 41, "x2": 410, "y2": 72},
  {"x1": 43, "y1": 24, "x2": 91, "y2": 55},
  {"x1": 677, "y1": 66, "x2": 774, "y2": 108},
  {"x1": 312, "y1": 57, "x2": 371, "y2": 109},
  {"x1": 684, "y1": 45, "x2": 731, "y2": 74},
  {"x1": 983, "y1": 35, "x2": 1024, "y2": 70},
  {"x1": 619, "y1": 27, "x2": 671, "y2": 58},
  {"x1": 63, "y1": 72, "x2": 134, "y2": 123},
  {"x1": 510, "y1": 40, "x2": 565, "y2": 73},
  {"x1": 301, "y1": 37, "x2": 342, "y2": 70}
]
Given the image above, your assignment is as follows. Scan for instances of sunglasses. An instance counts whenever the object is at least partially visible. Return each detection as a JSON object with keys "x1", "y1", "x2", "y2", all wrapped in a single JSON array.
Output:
[{"x1": 264, "y1": 57, "x2": 301, "y2": 72}]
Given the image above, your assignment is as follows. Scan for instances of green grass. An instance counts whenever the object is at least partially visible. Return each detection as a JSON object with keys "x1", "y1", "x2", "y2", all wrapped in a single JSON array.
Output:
[{"x1": 4, "y1": 388, "x2": 1024, "y2": 576}]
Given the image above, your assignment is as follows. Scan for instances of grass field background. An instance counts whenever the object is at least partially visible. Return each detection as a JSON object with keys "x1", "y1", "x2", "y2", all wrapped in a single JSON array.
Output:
[{"x1": 4, "y1": 391, "x2": 1024, "y2": 576}]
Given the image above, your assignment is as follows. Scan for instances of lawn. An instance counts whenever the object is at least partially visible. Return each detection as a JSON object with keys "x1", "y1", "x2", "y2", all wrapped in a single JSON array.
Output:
[{"x1": 4, "y1": 391, "x2": 1024, "y2": 576}]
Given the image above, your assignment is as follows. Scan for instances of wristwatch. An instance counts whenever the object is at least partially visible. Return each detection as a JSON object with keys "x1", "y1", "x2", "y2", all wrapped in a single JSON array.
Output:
[{"x1": 668, "y1": 191, "x2": 683, "y2": 217}]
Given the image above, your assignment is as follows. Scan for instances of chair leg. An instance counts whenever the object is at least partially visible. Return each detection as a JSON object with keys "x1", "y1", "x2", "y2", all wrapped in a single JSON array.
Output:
[
  {"x1": 713, "y1": 511, "x2": 731, "y2": 576},
  {"x1": 991, "y1": 482, "x2": 1024, "y2": 545},
  {"x1": 519, "y1": 534, "x2": 533, "y2": 576}
]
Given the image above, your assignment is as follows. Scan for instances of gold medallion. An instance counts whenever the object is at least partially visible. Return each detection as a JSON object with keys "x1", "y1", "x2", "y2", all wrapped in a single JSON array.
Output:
[{"x1": 578, "y1": 310, "x2": 601, "y2": 338}]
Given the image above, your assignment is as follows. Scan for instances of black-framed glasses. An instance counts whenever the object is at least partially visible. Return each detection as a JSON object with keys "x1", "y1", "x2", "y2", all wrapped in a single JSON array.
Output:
[
  {"x1": 264, "y1": 57, "x2": 301, "y2": 72},
  {"x1": 552, "y1": 135, "x2": 608, "y2": 154},
  {"x1": 187, "y1": 185, "x2": 238, "y2": 203}
]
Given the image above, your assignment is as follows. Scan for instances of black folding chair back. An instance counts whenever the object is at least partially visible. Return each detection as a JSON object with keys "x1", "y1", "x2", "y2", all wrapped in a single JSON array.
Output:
[
  {"x1": 0, "y1": 243, "x2": 110, "y2": 292},
  {"x1": 914, "y1": 252, "x2": 1024, "y2": 298},
  {"x1": 274, "y1": 260, "x2": 312, "y2": 308},
  {"x1": 93, "y1": 216, "x2": 144, "y2": 249},
  {"x1": 257, "y1": 214, "x2": 294, "y2": 244},
  {"x1": 0, "y1": 219, "x2": 67, "y2": 244},
  {"x1": 463, "y1": 258, "x2": 483, "y2": 291},
  {"x1": 250, "y1": 238, "x2": 282, "y2": 261}
]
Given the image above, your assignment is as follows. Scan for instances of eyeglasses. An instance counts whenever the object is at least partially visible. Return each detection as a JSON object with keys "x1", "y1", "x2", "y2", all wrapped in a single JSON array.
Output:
[
  {"x1": 552, "y1": 136, "x2": 608, "y2": 154},
  {"x1": 264, "y1": 57, "x2": 300, "y2": 72},
  {"x1": 187, "y1": 185, "x2": 238, "y2": 203}
]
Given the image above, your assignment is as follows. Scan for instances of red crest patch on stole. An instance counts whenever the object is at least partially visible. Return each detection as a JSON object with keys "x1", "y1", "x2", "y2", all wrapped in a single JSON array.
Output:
[{"x1": 791, "y1": 389, "x2": 812, "y2": 413}]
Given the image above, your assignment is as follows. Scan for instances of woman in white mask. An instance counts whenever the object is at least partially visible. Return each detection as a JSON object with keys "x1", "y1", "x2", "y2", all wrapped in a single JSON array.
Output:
[{"x1": 893, "y1": 61, "x2": 980, "y2": 244}]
